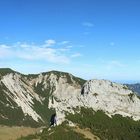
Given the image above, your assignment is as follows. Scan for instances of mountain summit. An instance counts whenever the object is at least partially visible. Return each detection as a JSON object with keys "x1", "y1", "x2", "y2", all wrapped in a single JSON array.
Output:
[{"x1": 0, "y1": 68, "x2": 140, "y2": 127}]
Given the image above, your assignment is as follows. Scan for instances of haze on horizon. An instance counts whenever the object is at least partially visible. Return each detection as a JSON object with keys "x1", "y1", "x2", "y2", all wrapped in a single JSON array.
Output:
[{"x1": 0, "y1": 0, "x2": 140, "y2": 83}]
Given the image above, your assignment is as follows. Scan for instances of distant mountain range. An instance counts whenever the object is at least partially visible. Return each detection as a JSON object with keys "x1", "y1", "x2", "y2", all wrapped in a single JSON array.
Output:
[
  {"x1": 126, "y1": 83, "x2": 140, "y2": 95},
  {"x1": 1, "y1": 68, "x2": 140, "y2": 140}
]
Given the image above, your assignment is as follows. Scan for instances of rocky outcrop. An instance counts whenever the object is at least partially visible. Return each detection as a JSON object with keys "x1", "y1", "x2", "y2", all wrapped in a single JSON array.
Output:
[
  {"x1": 49, "y1": 79, "x2": 140, "y2": 124},
  {"x1": 0, "y1": 68, "x2": 140, "y2": 126},
  {"x1": 0, "y1": 69, "x2": 85, "y2": 125}
]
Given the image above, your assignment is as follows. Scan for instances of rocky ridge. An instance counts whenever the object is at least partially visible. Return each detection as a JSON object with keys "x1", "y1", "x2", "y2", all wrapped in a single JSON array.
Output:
[{"x1": 0, "y1": 68, "x2": 140, "y2": 126}]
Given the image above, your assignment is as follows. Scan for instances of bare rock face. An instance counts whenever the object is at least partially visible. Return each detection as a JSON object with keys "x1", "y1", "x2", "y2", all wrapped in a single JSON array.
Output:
[
  {"x1": 0, "y1": 69, "x2": 85, "y2": 125},
  {"x1": 80, "y1": 80, "x2": 140, "y2": 120},
  {"x1": 0, "y1": 68, "x2": 140, "y2": 126},
  {"x1": 49, "y1": 79, "x2": 140, "y2": 124}
]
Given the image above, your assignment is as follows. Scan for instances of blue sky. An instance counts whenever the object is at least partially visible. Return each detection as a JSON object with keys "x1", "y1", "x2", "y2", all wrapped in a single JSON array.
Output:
[{"x1": 0, "y1": 0, "x2": 140, "y2": 82}]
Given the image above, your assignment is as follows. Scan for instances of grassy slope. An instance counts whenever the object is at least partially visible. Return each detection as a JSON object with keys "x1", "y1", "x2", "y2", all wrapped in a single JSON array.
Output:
[
  {"x1": 17, "y1": 107, "x2": 140, "y2": 140},
  {"x1": 0, "y1": 126, "x2": 40, "y2": 140},
  {"x1": 67, "y1": 107, "x2": 140, "y2": 140},
  {"x1": 17, "y1": 124, "x2": 91, "y2": 140},
  {"x1": 73, "y1": 126, "x2": 100, "y2": 140}
]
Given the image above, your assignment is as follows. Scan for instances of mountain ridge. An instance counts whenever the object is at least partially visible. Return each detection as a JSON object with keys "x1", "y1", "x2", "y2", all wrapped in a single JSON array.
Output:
[
  {"x1": 0, "y1": 68, "x2": 85, "y2": 126},
  {"x1": 0, "y1": 68, "x2": 140, "y2": 128}
]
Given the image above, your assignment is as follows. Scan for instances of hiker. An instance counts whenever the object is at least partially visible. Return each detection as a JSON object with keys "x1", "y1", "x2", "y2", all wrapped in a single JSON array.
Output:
[{"x1": 50, "y1": 113, "x2": 57, "y2": 127}]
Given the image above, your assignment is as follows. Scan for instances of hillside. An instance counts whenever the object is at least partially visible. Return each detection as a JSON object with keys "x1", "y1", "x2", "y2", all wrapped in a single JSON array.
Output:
[
  {"x1": 17, "y1": 108, "x2": 140, "y2": 140},
  {"x1": 0, "y1": 68, "x2": 140, "y2": 140},
  {"x1": 0, "y1": 68, "x2": 85, "y2": 126}
]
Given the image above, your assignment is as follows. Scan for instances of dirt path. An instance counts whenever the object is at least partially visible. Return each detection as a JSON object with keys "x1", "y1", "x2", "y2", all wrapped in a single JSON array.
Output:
[
  {"x1": 73, "y1": 126, "x2": 100, "y2": 140},
  {"x1": 0, "y1": 126, "x2": 41, "y2": 140}
]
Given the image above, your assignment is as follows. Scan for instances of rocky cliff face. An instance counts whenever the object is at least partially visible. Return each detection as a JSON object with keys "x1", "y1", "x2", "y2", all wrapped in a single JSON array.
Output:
[
  {"x1": 81, "y1": 80, "x2": 140, "y2": 119},
  {"x1": 49, "y1": 79, "x2": 140, "y2": 124},
  {"x1": 0, "y1": 68, "x2": 85, "y2": 126},
  {"x1": 0, "y1": 68, "x2": 140, "y2": 126}
]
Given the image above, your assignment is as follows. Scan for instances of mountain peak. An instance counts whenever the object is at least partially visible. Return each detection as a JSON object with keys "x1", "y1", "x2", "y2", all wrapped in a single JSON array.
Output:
[{"x1": 0, "y1": 68, "x2": 140, "y2": 128}]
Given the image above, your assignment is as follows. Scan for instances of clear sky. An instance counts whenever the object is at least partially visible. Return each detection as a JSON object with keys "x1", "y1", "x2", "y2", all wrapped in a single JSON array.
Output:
[{"x1": 0, "y1": 0, "x2": 140, "y2": 82}]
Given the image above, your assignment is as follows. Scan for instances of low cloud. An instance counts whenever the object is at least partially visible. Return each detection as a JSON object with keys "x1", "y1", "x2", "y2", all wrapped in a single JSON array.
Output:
[
  {"x1": 44, "y1": 39, "x2": 56, "y2": 47},
  {"x1": 0, "y1": 40, "x2": 82, "y2": 64}
]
